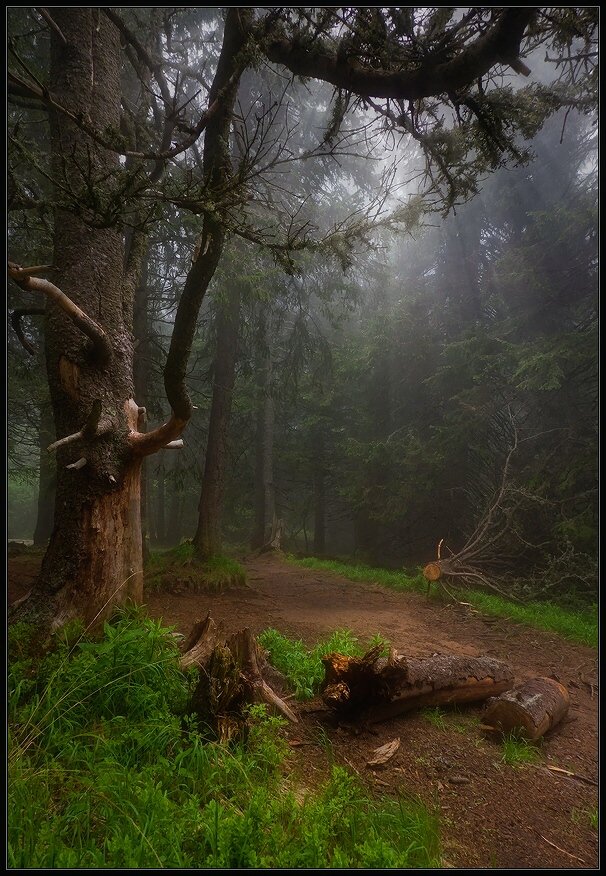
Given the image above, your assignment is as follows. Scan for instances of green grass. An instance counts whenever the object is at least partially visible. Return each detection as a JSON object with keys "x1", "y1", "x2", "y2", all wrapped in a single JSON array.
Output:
[
  {"x1": 286, "y1": 556, "x2": 597, "y2": 648},
  {"x1": 287, "y1": 555, "x2": 427, "y2": 595},
  {"x1": 572, "y1": 806, "x2": 598, "y2": 831},
  {"x1": 500, "y1": 732, "x2": 542, "y2": 767},
  {"x1": 421, "y1": 707, "x2": 448, "y2": 731},
  {"x1": 145, "y1": 542, "x2": 246, "y2": 593},
  {"x1": 258, "y1": 628, "x2": 389, "y2": 700},
  {"x1": 8, "y1": 612, "x2": 440, "y2": 868},
  {"x1": 458, "y1": 589, "x2": 597, "y2": 648}
]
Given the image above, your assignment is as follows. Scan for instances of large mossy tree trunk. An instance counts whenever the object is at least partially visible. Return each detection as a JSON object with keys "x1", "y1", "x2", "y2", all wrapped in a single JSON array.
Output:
[{"x1": 20, "y1": 10, "x2": 146, "y2": 631}]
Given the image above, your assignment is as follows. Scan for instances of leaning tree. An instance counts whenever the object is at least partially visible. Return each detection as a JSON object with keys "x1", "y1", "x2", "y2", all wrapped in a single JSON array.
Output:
[{"x1": 7, "y1": 7, "x2": 597, "y2": 632}]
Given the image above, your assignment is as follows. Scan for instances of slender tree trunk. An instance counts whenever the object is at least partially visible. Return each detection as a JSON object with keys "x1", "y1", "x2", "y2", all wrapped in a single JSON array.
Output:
[
  {"x1": 194, "y1": 287, "x2": 241, "y2": 560},
  {"x1": 313, "y1": 429, "x2": 326, "y2": 555},
  {"x1": 167, "y1": 453, "x2": 183, "y2": 545},
  {"x1": 33, "y1": 395, "x2": 56, "y2": 546},
  {"x1": 156, "y1": 463, "x2": 166, "y2": 546},
  {"x1": 251, "y1": 321, "x2": 275, "y2": 550}
]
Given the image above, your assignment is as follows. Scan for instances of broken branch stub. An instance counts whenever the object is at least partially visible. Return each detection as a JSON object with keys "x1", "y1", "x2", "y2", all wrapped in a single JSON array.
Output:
[{"x1": 321, "y1": 648, "x2": 514, "y2": 724}]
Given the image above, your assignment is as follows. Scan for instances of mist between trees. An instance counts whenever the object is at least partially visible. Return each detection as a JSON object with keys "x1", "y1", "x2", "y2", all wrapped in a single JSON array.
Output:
[{"x1": 7, "y1": 8, "x2": 597, "y2": 630}]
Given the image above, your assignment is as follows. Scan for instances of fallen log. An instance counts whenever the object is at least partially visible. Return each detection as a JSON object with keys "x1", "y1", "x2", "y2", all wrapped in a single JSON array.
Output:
[
  {"x1": 483, "y1": 676, "x2": 570, "y2": 740},
  {"x1": 321, "y1": 647, "x2": 514, "y2": 724},
  {"x1": 181, "y1": 616, "x2": 297, "y2": 739}
]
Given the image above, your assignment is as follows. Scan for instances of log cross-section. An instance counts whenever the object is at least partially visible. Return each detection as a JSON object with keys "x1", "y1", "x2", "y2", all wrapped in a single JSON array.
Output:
[
  {"x1": 483, "y1": 677, "x2": 570, "y2": 740},
  {"x1": 321, "y1": 649, "x2": 514, "y2": 724}
]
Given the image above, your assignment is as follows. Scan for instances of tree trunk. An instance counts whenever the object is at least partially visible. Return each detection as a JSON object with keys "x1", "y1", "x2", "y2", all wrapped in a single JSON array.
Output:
[
  {"x1": 194, "y1": 287, "x2": 241, "y2": 560},
  {"x1": 155, "y1": 462, "x2": 166, "y2": 546},
  {"x1": 33, "y1": 396, "x2": 56, "y2": 546},
  {"x1": 483, "y1": 677, "x2": 570, "y2": 740},
  {"x1": 321, "y1": 648, "x2": 514, "y2": 724},
  {"x1": 166, "y1": 455, "x2": 184, "y2": 546},
  {"x1": 20, "y1": 10, "x2": 144, "y2": 631},
  {"x1": 313, "y1": 429, "x2": 326, "y2": 555},
  {"x1": 251, "y1": 320, "x2": 275, "y2": 550},
  {"x1": 133, "y1": 244, "x2": 151, "y2": 563}
]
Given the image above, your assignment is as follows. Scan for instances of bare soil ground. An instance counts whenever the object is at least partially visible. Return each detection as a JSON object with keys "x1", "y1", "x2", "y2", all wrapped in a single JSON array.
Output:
[{"x1": 8, "y1": 549, "x2": 599, "y2": 869}]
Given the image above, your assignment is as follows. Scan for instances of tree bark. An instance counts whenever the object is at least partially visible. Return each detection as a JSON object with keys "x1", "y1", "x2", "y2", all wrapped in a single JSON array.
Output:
[
  {"x1": 24, "y1": 10, "x2": 144, "y2": 630},
  {"x1": 321, "y1": 648, "x2": 514, "y2": 724},
  {"x1": 133, "y1": 244, "x2": 151, "y2": 562},
  {"x1": 166, "y1": 454, "x2": 184, "y2": 546},
  {"x1": 155, "y1": 462, "x2": 166, "y2": 546},
  {"x1": 194, "y1": 287, "x2": 241, "y2": 560},
  {"x1": 483, "y1": 677, "x2": 570, "y2": 740},
  {"x1": 251, "y1": 313, "x2": 275, "y2": 549},
  {"x1": 33, "y1": 396, "x2": 56, "y2": 546},
  {"x1": 312, "y1": 428, "x2": 326, "y2": 555}
]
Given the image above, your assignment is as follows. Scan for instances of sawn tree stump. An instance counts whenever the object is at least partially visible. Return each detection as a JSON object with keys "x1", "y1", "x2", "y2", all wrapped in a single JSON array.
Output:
[
  {"x1": 483, "y1": 676, "x2": 570, "y2": 740},
  {"x1": 321, "y1": 647, "x2": 514, "y2": 724}
]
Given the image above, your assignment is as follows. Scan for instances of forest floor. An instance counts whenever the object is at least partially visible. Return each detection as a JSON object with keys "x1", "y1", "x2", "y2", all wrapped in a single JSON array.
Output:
[{"x1": 8, "y1": 548, "x2": 599, "y2": 869}]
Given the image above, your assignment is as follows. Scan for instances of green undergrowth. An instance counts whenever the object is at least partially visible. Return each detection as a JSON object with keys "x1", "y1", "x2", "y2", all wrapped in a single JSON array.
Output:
[
  {"x1": 8, "y1": 611, "x2": 440, "y2": 869},
  {"x1": 258, "y1": 628, "x2": 390, "y2": 700},
  {"x1": 287, "y1": 555, "x2": 427, "y2": 596},
  {"x1": 287, "y1": 556, "x2": 597, "y2": 648},
  {"x1": 458, "y1": 588, "x2": 597, "y2": 648},
  {"x1": 145, "y1": 542, "x2": 246, "y2": 593}
]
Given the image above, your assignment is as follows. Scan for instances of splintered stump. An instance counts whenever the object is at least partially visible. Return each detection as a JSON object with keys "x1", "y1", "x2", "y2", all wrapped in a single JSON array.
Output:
[
  {"x1": 483, "y1": 677, "x2": 570, "y2": 740},
  {"x1": 180, "y1": 615, "x2": 296, "y2": 740},
  {"x1": 321, "y1": 647, "x2": 514, "y2": 724}
]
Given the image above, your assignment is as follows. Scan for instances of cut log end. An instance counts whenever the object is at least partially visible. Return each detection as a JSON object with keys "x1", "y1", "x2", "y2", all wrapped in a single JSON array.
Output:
[
  {"x1": 423, "y1": 562, "x2": 442, "y2": 581},
  {"x1": 483, "y1": 677, "x2": 570, "y2": 740}
]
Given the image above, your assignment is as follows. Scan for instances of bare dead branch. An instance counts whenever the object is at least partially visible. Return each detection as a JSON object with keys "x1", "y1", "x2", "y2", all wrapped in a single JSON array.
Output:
[
  {"x1": 7, "y1": 68, "x2": 219, "y2": 164},
  {"x1": 47, "y1": 431, "x2": 84, "y2": 454},
  {"x1": 47, "y1": 400, "x2": 112, "y2": 453},
  {"x1": 35, "y1": 8, "x2": 67, "y2": 44},
  {"x1": 10, "y1": 307, "x2": 45, "y2": 355},
  {"x1": 126, "y1": 398, "x2": 187, "y2": 457},
  {"x1": 423, "y1": 409, "x2": 531, "y2": 602},
  {"x1": 8, "y1": 261, "x2": 112, "y2": 366},
  {"x1": 66, "y1": 457, "x2": 87, "y2": 470},
  {"x1": 163, "y1": 439, "x2": 184, "y2": 449}
]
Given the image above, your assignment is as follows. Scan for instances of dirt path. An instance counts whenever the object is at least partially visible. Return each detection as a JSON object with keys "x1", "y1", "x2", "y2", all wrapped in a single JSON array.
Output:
[{"x1": 9, "y1": 550, "x2": 599, "y2": 868}]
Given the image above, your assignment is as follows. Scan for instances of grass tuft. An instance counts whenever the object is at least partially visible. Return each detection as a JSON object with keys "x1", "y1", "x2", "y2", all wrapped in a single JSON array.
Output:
[
  {"x1": 500, "y1": 732, "x2": 542, "y2": 767},
  {"x1": 145, "y1": 543, "x2": 246, "y2": 593}
]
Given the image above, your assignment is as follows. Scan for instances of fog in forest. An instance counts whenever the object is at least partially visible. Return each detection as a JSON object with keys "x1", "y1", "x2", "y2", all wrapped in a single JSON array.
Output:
[{"x1": 8, "y1": 7, "x2": 598, "y2": 607}]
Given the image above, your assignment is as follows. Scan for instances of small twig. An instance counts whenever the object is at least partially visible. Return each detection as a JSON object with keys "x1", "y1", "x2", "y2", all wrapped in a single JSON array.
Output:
[
  {"x1": 66, "y1": 457, "x2": 87, "y2": 471},
  {"x1": 535, "y1": 831, "x2": 586, "y2": 863},
  {"x1": 35, "y1": 8, "x2": 67, "y2": 44}
]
